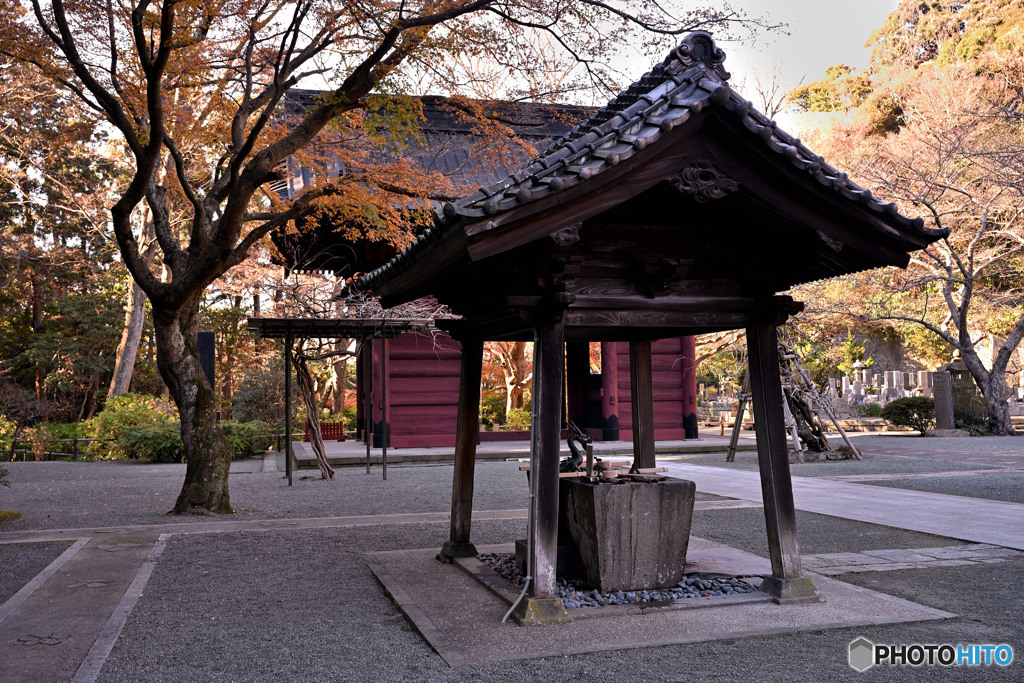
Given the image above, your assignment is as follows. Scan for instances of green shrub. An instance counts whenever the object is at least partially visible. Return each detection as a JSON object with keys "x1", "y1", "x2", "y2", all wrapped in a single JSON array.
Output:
[
  {"x1": 0, "y1": 415, "x2": 14, "y2": 456},
  {"x1": 955, "y1": 416, "x2": 991, "y2": 436},
  {"x1": 231, "y1": 362, "x2": 286, "y2": 423},
  {"x1": 880, "y1": 397, "x2": 936, "y2": 435},
  {"x1": 855, "y1": 403, "x2": 883, "y2": 418},
  {"x1": 84, "y1": 393, "x2": 178, "y2": 460},
  {"x1": 505, "y1": 408, "x2": 531, "y2": 429},
  {"x1": 0, "y1": 463, "x2": 9, "y2": 489},
  {"x1": 44, "y1": 422, "x2": 85, "y2": 440},
  {"x1": 118, "y1": 422, "x2": 184, "y2": 463},
  {"x1": 219, "y1": 420, "x2": 275, "y2": 459}
]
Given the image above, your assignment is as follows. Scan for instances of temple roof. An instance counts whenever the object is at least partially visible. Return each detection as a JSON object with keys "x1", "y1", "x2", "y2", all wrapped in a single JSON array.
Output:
[
  {"x1": 272, "y1": 95, "x2": 592, "y2": 275},
  {"x1": 358, "y1": 32, "x2": 947, "y2": 309}
]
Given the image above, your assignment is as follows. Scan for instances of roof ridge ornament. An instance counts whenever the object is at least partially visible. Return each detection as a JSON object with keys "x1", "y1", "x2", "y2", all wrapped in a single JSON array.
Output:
[
  {"x1": 668, "y1": 159, "x2": 738, "y2": 203},
  {"x1": 663, "y1": 31, "x2": 730, "y2": 82}
]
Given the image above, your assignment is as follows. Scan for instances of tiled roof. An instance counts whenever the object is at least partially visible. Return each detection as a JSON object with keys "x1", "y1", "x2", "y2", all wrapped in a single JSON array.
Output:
[
  {"x1": 359, "y1": 31, "x2": 946, "y2": 292},
  {"x1": 274, "y1": 93, "x2": 591, "y2": 274}
]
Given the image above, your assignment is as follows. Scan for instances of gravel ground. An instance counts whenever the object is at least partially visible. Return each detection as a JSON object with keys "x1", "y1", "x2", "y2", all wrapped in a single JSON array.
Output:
[
  {"x1": 6, "y1": 436, "x2": 1024, "y2": 681},
  {"x1": 0, "y1": 541, "x2": 70, "y2": 604},
  {"x1": 857, "y1": 472, "x2": 1024, "y2": 505},
  {"x1": 96, "y1": 523, "x2": 1023, "y2": 683},
  {"x1": 0, "y1": 460, "x2": 532, "y2": 531}
]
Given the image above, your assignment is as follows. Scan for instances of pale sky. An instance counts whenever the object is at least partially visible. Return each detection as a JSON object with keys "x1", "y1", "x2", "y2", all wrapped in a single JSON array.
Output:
[{"x1": 720, "y1": 0, "x2": 902, "y2": 92}]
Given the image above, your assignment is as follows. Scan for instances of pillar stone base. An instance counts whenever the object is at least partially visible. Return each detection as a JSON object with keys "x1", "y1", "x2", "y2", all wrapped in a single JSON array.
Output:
[
  {"x1": 436, "y1": 541, "x2": 478, "y2": 564},
  {"x1": 510, "y1": 596, "x2": 571, "y2": 625},
  {"x1": 759, "y1": 575, "x2": 820, "y2": 604}
]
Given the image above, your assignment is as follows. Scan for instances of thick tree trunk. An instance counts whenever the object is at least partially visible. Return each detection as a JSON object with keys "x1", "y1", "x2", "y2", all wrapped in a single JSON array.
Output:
[
  {"x1": 961, "y1": 349, "x2": 1017, "y2": 436},
  {"x1": 107, "y1": 280, "x2": 148, "y2": 400},
  {"x1": 155, "y1": 298, "x2": 234, "y2": 514},
  {"x1": 498, "y1": 341, "x2": 532, "y2": 415}
]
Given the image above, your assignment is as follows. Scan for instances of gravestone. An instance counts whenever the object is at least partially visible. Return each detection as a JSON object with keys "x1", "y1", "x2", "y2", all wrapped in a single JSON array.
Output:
[
  {"x1": 933, "y1": 371, "x2": 955, "y2": 430},
  {"x1": 917, "y1": 371, "x2": 935, "y2": 397}
]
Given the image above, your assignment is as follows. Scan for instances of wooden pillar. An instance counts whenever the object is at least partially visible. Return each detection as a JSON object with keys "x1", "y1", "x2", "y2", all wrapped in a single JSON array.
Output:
[
  {"x1": 380, "y1": 337, "x2": 389, "y2": 480},
  {"x1": 439, "y1": 337, "x2": 483, "y2": 561},
  {"x1": 629, "y1": 340, "x2": 655, "y2": 469},
  {"x1": 681, "y1": 335, "x2": 699, "y2": 439},
  {"x1": 512, "y1": 315, "x2": 570, "y2": 625},
  {"x1": 362, "y1": 339, "x2": 372, "y2": 474},
  {"x1": 600, "y1": 341, "x2": 619, "y2": 441},
  {"x1": 746, "y1": 321, "x2": 818, "y2": 604},
  {"x1": 284, "y1": 332, "x2": 293, "y2": 487},
  {"x1": 565, "y1": 342, "x2": 589, "y2": 429},
  {"x1": 356, "y1": 346, "x2": 365, "y2": 440},
  {"x1": 371, "y1": 339, "x2": 389, "y2": 448}
]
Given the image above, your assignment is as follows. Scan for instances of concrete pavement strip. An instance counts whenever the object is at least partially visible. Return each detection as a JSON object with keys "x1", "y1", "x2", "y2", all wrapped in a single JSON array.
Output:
[{"x1": 663, "y1": 463, "x2": 1024, "y2": 550}]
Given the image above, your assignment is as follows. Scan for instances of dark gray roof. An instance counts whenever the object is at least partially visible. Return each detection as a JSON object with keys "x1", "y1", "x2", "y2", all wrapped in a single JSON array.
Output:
[
  {"x1": 358, "y1": 32, "x2": 947, "y2": 293},
  {"x1": 247, "y1": 317, "x2": 432, "y2": 339}
]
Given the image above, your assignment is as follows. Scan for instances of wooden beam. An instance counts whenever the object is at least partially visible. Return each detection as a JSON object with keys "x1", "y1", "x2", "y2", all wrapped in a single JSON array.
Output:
[
  {"x1": 528, "y1": 316, "x2": 566, "y2": 599},
  {"x1": 629, "y1": 340, "x2": 655, "y2": 469},
  {"x1": 746, "y1": 321, "x2": 818, "y2": 603},
  {"x1": 565, "y1": 309, "x2": 755, "y2": 330},
  {"x1": 440, "y1": 337, "x2": 483, "y2": 561}
]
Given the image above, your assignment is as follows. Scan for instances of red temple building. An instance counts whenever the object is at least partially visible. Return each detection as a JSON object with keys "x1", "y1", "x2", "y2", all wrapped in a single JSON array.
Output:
[{"x1": 356, "y1": 333, "x2": 698, "y2": 448}]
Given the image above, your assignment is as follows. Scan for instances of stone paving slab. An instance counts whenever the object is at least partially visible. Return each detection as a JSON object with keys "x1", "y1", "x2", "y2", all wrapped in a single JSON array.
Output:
[
  {"x1": 0, "y1": 535, "x2": 155, "y2": 683},
  {"x1": 365, "y1": 542, "x2": 955, "y2": 667},
  {"x1": 802, "y1": 544, "x2": 1024, "y2": 575}
]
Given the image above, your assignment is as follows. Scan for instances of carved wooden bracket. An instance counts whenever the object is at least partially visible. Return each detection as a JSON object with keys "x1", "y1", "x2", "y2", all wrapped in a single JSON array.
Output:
[
  {"x1": 668, "y1": 160, "x2": 738, "y2": 203},
  {"x1": 550, "y1": 222, "x2": 582, "y2": 246}
]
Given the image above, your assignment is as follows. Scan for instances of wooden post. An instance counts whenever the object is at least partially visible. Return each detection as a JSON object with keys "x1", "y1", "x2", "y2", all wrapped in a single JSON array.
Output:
[
  {"x1": 284, "y1": 332, "x2": 293, "y2": 487},
  {"x1": 512, "y1": 315, "x2": 570, "y2": 625},
  {"x1": 381, "y1": 337, "x2": 389, "y2": 481},
  {"x1": 629, "y1": 340, "x2": 655, "y2": 469},
  {"x1": 680, "y1": 335, "x2": 699, "y2": 439},
  {"x1": 600, "y1": 341, "x2": 619, "y2": 441},
  {"x1": 363, "y1": 339, "x2": 372, "y2": 474},
  {"x1": 439, "y1": 337, "x2": 483, "y2": 561},
  {"x1": 371, "y1": 338, "x2": 388, "y2": 448},
  {"x1": 746, "y1": 321, "x2": 818, "y2": 603}
]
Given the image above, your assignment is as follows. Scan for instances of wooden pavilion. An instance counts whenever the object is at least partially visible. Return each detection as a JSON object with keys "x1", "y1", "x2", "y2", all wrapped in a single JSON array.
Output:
[{"x1": 357, "y1": 32, "x2": 947, "y2": 623}]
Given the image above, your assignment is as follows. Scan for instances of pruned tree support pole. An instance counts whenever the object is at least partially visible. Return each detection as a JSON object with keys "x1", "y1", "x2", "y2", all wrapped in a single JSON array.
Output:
[
  {"x1": 439, "y1": 337, "x2": 483, "y2": 562},
  {"x1": 746, "y1": 319, "x2": 817, "y2": 604},
  {"x1": 512, "y1": 314, "x2": 570, "y2": 625}
]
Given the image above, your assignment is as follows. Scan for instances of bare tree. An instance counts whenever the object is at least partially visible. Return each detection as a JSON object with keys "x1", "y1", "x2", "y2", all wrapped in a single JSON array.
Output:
[
  {"x1": 2, "y1": 0, "x2": 769, "y2": 512},
  {"x1": 801, "y1": 63, "x2": 1024, "y2": 434}
]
